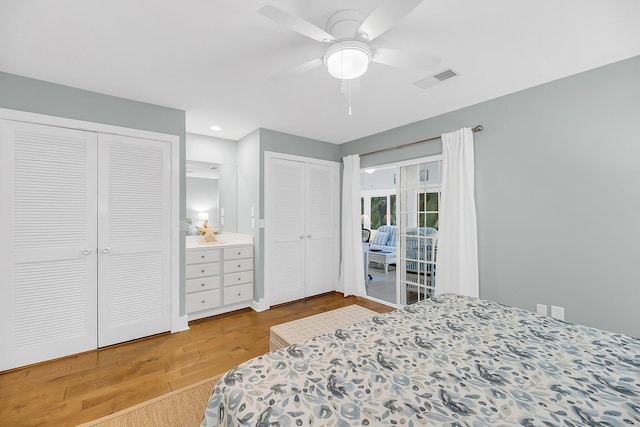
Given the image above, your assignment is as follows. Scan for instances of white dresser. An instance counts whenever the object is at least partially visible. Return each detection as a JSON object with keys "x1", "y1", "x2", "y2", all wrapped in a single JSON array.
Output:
[{"x1": 185, "y1": 234, "x2": 254, "y2": 321}]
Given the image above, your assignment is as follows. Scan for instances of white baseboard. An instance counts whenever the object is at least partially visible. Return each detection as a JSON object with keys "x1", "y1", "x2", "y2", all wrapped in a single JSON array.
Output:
[
  {"x1": 251, "y1": 298, "x2": 270, "y2": 312},
  {"x1": 171, "y1": 314, "x2": 190, "y2": 333}
]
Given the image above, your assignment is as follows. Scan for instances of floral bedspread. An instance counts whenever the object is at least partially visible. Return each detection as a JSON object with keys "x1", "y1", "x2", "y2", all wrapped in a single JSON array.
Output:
[{"x1": 201, "y1": 294, "x2": 640, "y2": 426}]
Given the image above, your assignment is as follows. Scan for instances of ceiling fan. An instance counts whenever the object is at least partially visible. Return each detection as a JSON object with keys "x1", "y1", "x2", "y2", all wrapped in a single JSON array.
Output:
[{"x1": 258, "y1": 0, "x2": 441, "y2": 83}]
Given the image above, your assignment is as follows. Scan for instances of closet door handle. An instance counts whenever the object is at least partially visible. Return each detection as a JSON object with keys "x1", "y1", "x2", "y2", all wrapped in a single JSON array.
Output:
[
  {"x1": 102, "y1": 247, "x2": 111, "y2": 254},
  {"x1": 307, "y1": 234, "x2": 312, "y2": 239},
  {"x1": 83, "y1": 249, "x2": 92, "y2": 255},
  {"x1": 299, "y1": 235, "x2": 304, "y2": 239}
]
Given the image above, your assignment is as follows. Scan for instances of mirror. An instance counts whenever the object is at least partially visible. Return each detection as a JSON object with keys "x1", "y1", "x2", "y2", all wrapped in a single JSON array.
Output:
[{"x1": 186, "y1": 160, "x2": 219, "y2": 235}]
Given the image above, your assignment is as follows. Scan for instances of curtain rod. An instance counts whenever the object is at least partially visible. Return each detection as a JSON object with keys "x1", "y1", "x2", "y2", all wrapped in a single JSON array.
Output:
[{"x1": 342, "y1": 124, "x2": 483, "y2": 160}]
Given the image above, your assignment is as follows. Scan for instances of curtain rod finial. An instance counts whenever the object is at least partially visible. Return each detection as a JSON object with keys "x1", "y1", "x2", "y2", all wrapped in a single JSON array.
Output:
[{"x1": 472, "y1": 125, "x2": 483, "y2": 132}]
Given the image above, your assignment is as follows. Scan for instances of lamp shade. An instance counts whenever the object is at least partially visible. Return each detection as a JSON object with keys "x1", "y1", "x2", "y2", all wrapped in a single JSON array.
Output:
[
  {"x1": 324, "y1": 41, "x2": 372, "y2": 80},
  {"x1": 198, "y1": 212, "x2": 209, "y2": 221},
  {"x1": 361, "y1": 214, "x2": 370, "y2": 227}
]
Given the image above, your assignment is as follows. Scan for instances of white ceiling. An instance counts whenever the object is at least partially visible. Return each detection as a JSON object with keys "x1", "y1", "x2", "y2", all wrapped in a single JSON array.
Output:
[{"x1": 1, "y1": 1, "x2": 639, "y2": 144}]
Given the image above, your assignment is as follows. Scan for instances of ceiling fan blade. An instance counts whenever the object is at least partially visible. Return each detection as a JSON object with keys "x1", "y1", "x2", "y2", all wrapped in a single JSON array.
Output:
[
  {"x1": 372, "y1": 48, "x2": 440, "y2": 70},
  {"x1": 269, "y1": 57, "x2": 324, "y2": 82},
  {"x1": 357, "y1": 0, "x2": 423, "y2": 41},
  {"x1": 258, "y1": 5, "x2": 335, "y2": 43}
]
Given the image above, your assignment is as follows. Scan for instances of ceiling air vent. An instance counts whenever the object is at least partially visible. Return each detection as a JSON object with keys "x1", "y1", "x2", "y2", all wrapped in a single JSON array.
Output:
[
  {"x1": 414, "y1": 68, "x2": 458, "y2": 89},
  {"x1": 434, "y1": 68, "x2": 457, "y2": 81}
]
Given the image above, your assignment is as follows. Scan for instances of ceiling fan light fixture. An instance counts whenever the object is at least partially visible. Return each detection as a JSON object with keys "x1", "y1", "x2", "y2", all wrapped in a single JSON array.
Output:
[{"x1": 324, "y1": 41, "x2": 372, "y2": 80}]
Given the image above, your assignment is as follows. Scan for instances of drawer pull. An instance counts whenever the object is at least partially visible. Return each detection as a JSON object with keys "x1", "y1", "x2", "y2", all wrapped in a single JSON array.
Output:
[
  {"x1": 201, "y1": 300, "x2": 205, "y2": 303},
  {"x1": 201, "y1": 269, "x2": 205, "y2": 273},
  {"x1": 237, "y1": 277, "x2": 241, "y2": 281},
  {"x1": 237, "y1": 251, "x2": 241, "y2": 255},
  {"x1": 237, "y1": 264, "x2": 241, "y2": 268},
  {"x1": 237, "y1": 292, "x2": 241, "y2": 296},
  {"x1": 201, "y1": 283, "x2": 205, "y2": 287},
  {"x1": 201, "y1": 255, "x2": 205, "y2": 259}
]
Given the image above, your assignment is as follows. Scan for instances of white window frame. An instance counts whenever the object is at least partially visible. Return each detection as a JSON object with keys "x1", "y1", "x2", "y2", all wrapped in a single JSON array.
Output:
[{"x1": 361, "y1": 188, "x2": 396, "y2": 231}]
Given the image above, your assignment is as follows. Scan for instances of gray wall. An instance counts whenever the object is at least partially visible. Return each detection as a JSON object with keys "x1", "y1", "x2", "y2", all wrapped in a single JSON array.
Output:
[
  {"x1": 237, "y1": 130, "x2": 262, "y2": 299},
  {"x1": 0, "y1": 71, "x2": 188, "y2": 314},
  {"x1": 339, "y1": 55, "x2": 640, "y2": 337}
]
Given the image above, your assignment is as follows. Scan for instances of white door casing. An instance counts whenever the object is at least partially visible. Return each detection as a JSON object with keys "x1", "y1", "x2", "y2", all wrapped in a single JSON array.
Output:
[{"x1": 0, "y1": 120, "x2": 99, "y2": 370}]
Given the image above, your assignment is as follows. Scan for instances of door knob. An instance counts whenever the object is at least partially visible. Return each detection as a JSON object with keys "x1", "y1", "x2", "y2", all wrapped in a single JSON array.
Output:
[
  {"x1": 102, "y1": 247, "x2": 111, "y2": 254},
  {"x1": 83, "y1": 249, "x2": 92, "y2": 255}
]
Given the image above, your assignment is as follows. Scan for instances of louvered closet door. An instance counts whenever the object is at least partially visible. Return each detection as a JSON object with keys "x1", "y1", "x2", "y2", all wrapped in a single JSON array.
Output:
[
  {"x1": 266, "y1": 158, "x2": 306, "y2": 306},
  {"x1": 305, "y1": 162, "x2": 339, "y2": 297},
  {"x1": 0, "y1": 120, "x2": 98, "y2": 371},
  {"x1": 97, "y1": 134, "x2": 171, "y2": 347}
]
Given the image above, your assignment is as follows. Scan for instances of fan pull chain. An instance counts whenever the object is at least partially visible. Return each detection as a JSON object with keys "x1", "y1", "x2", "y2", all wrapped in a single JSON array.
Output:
[{"x1": 348, "y1": 79, "x2": 353, "y2": 116}]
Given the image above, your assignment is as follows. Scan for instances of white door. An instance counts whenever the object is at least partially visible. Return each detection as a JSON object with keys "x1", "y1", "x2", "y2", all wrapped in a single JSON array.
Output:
[
  {"x1": 0, "y1": 120, "x2": 98, "y2": 371},
  {"x1": 265, "y1": 154, "x2": 339, "y2": 306},
  {"x1": 305, "y1": 162, "x2": 339, "y2": 297},
  {"x1": 266, "y1": 157, "x2": 307, "y2": 306},
  {"x1": 97, "y1": 134, "x2": 172, "y2": 347}
]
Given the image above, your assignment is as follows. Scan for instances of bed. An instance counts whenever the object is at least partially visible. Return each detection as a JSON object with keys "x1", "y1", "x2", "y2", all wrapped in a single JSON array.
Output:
[{"x1": 201, "y1": 294, "x2": 640, "y2": 426}]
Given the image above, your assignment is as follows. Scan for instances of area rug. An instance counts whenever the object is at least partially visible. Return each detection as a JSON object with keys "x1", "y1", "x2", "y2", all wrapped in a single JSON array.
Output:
[{"x1": 77, "y1": 374, "x2": 221, "y2": 427}]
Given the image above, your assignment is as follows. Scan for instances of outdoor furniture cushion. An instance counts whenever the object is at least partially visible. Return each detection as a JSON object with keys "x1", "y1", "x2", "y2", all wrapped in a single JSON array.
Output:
[{"x1": 371, "y1": 231, "x2": 389, "y2": 246}]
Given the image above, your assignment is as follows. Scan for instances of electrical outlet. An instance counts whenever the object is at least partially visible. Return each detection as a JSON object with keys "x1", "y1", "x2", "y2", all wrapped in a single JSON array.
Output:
[
  {"x1": 536, "y1": 304, "x2": 547, "y2": 316},
  {"x1": 551, "y1": 306, "x2": 565, "y2": 321}
]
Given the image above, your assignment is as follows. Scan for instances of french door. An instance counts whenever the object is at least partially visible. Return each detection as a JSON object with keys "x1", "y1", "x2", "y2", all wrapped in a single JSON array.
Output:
[{"x1": 397, "y1": 158, "x2": 441, "y2": 305}]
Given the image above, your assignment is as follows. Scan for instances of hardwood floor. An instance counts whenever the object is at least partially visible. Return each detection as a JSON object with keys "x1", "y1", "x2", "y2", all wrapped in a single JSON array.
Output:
[{"x1": 0, "y1": 293, "x2": 394, "y2": 427}]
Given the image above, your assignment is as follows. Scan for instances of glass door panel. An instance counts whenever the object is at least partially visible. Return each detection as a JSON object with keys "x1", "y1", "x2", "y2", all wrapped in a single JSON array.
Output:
[{"x1": 398, "y1": 160, "x2": 441, "y2": 305}]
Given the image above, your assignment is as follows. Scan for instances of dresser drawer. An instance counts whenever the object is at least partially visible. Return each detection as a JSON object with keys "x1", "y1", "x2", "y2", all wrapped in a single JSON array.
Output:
[
  {"x1": 224, "y1": 271, "x2": 253, "y2": 286},
  {"x1": 186, "y1": 290, "x2": 221, "y2": 313},
  {"x1": 223, "y1": 258, "x2": 253, "y2": 274},
  {"x1": 186, "y1": 276, "x2": 220, "y2": 293},
  {"x1": 223, "y1": 283, "x2": 253, "y2": 305},
  {"x1": 186, "y1": 249, "x2": 220, "y2": 264},
  {"x1": 223, "y1": 246, "x2": 253, "y2": 260},
  {"x1": 185, "y1": 262, "x2": 220, "y2": 279}
]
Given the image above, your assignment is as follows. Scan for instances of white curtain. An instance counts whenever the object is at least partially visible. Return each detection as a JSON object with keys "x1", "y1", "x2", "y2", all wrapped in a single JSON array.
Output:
[
  {"x1": 435, "y1": 128, "x2": 479, "y2": 297},
  {"x1": 339, "y1": 155, "x2": 366, "y2": 297}
]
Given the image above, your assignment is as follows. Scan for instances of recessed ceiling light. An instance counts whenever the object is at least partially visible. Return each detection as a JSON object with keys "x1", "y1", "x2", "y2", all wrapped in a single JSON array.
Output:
[{"x1": 209, "y1": 126, "x2": 222, "y2": 131}]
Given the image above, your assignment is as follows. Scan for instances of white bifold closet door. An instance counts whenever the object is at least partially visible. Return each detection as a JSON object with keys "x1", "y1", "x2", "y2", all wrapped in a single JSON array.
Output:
[
  {"x1": 97, "y1": 134, "x2": 171, "y2": 347},
  {"x1": 0, "y1": 120, "x2": 171, "y2": 371},
  {"x1": 304, "y1": 163, "x2": 339, "y2": 297},
  {"x1": 267, "y1": 158, "x2": 307, "y2": 304},
  {"x1": 0, "y1": 120, "x2": 99, "y2": 370},
  {"x1": 266, "y1": 155, "x2": 338, "y2": 306}
]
